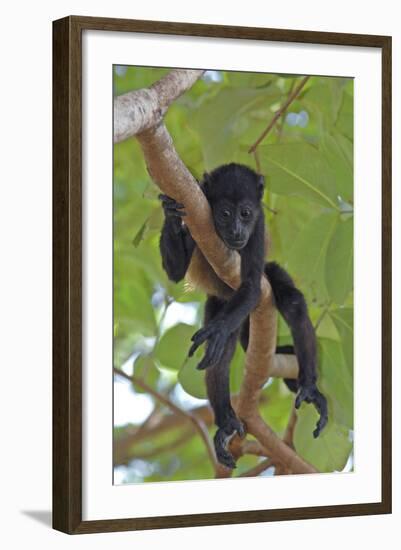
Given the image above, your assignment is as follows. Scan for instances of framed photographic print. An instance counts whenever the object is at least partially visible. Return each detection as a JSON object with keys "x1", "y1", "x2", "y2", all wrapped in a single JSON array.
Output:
[{"x1": 52, "y1": 16, "x2": 392, "y2": 534}]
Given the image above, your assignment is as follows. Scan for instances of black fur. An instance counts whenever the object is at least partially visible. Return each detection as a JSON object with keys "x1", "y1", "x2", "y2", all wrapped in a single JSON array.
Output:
[
  {"x1": 159, "y1": 163, "x2": 328, "y2": 467},
  {"x1": 159, "y1": 194, "x2": 195, "y2": 282}
]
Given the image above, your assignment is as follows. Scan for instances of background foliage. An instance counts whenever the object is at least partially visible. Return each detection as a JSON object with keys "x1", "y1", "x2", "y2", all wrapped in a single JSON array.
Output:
[{"x1": 113, "y1": 67, "x2": 354, "y2": 483}]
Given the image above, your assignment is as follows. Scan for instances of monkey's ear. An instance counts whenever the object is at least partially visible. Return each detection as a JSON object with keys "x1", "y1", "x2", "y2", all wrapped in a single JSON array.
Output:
[
  {"x1": 201, "y1": 172, "x2": 211, "y2": 197},
  {"x1": 257, "y1": 174, "x2": 265, "y2": 198}
]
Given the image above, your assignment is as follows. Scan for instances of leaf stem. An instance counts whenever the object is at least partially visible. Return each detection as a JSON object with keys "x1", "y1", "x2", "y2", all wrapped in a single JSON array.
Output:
[{"x1": 248, "y1": 76, "x2": 310, "y2": 153}]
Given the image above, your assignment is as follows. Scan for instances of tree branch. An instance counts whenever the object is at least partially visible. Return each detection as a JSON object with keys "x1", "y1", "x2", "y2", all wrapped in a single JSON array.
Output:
[
  {"x1": 270, "y1": 353, "x2": 298, "y2": 379},
  {"x1": 114, "y1": 69, "x2": 205, "y2": 143},
  {"x1": 274, "y1": 405, "x2": 298, "y2": 475},
  {"x1": 114, "y1": 69, "x2": 317, "y2": 476}
]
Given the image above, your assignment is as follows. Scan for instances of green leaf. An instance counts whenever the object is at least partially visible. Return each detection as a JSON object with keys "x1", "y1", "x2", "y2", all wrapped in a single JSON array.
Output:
[
  {"x1": 325, "y1": 217, "x2": 353, "y2": 304},
  {"x1": 190, "y1": 87, "x2": 280, "y2": 168},
  {"x1": 268, "y1": 194, "x2": 321, "y2": 265},
  {"x1": 319, "y1": 337, "x2": 353, "y2": 429},
  {"x1": 302, "y1": 78, "x2": 348, "y2": 130},
  {"x1": 226, "y1": 72, "x2": 275, "y2": 88},
  {"x1": 294, "y1": 406, "x2": 352, "y2": 472},
  {"x1": 114, "y1": 274, "x2": 156, "y2": 338},
  {"x1": 178, "y1": 337, "x2": 246, "y2": 400},
  {"x1": 329, "y1": 308, "x2": 354, "y2": 375},
  {"x1": 260, "y1": 379, "x2": 293, "y2": 435},
  {"x1": 154, "y1": 323, "x2": 194, "y2": 371},
  {"x1": 335, "y1": 89, "x2": 354, "y2": 141},
  {"x1": 260, "y1": 143, "x2": 340, "y2": 210},
  {"x1": 133, "y1": 355, "x2": 160, "y2": 393},
  {"x1": 320, "y1": 133, "x2": 353, "y2": 203},
  {"x1": 286, "y1": 212, "x2": 339, "y2": 303},
  {"x1": 178, "y1": 355, "x2": 207, "y2": 399},
  {"x1": 113, "y1": 325, "x2": 142, "y2": 368}
]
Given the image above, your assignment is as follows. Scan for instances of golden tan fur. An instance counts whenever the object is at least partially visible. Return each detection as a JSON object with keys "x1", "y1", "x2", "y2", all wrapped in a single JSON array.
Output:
[{"x1": 185, "y1": 246, "x2": 233, "y2": 299}]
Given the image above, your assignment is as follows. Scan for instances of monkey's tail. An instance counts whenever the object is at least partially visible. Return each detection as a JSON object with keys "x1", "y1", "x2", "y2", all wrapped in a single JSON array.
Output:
[{"x1": 275, "y1": 345, "x2": 298, "y2": 394}]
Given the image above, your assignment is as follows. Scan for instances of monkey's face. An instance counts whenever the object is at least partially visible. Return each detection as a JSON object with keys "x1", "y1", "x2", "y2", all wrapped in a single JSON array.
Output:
[{"x1": 212, "y1": 200, "x2": 258, "y2": 250}]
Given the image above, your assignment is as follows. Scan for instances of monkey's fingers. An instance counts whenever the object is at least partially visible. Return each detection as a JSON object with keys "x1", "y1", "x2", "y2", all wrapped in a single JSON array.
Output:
[
  {"x1": 158, "y1": 193, "x2": 175, "y2": 202},
  {"x1": 295, "y1": 385, "x2": 328, "y2": 438},
  {"x1": 159, "y1": 194, "x2": 185, "y2": 209},
  {"x1": 196, "y1": 336, "x2": 225, "y2": 370},
  {"x1": 196, "y1": 338, "x2": 220, "y2": 370},
  {"x1": 188, "y1": 329, "x2": 206, "y2": 357},
  {"x1": 312, "y1": 391, "x2": 328, "y2": 438},
  {"x1": 196, "y1": 356, "x2": 207, "y2": 370},
  {"x1": 295, "y1": 386, "x2": 313, "y2": 409},
  {"x1": 190, "y1": 325, "x2": 214, "y2": 345},
  {"x1": 164, "y1": 206, "x2": 187, "y2": 217},
  {"x1": 188, "y1": 341, "x2": 199, "y2": 357},
  {"x1": 208, "y1": 337, "x2": 225, "y2": 365},
  {"x1": 188, "y1": 327, "x2": 211, "y2": 357}
]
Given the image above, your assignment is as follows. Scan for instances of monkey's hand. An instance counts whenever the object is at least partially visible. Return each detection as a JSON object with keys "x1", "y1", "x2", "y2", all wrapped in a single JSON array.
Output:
[
  {"x1": 214, "y1": 416, "x2": 245, "y2": 469},
  {"x1": 295, "y1": 384, "x2": 328, "y2": 438},
  {"x1": 188, "y1": 319, "x2": 230, "y2": 370},
  {"x1": 159, "y1": 194, "x2": 186, "y2": 232}
]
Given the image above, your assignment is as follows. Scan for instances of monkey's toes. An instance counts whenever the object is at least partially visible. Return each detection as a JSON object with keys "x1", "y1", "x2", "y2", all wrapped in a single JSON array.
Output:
[{"x1": 214, "y1": 429, "x2": 237, "y2": 469}]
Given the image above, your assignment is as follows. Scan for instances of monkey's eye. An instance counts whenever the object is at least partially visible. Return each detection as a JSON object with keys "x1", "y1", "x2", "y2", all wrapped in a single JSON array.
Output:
[
  {"x1": 241, "y1": 208, "x2": 251, "y2": 219},
  {"x1": 221, "y1": 209, "x2": 231, "y2": 219}
]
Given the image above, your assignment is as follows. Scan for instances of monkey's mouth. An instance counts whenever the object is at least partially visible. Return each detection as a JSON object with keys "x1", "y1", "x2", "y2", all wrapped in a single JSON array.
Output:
[{"x1": 225, "y1": 239, "x2": 247, "y2": 250}]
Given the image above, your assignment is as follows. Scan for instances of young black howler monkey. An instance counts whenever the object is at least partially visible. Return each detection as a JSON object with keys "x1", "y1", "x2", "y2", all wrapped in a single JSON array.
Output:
[{"x1": 159, "y1": 163, "x2": 328, "y2": 469}]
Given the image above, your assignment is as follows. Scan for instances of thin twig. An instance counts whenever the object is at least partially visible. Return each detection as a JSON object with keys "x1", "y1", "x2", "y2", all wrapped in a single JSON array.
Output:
[
  {"x1": 262, "y1": 203, "x2": 278, "y2": 215},
  {"x1": 276, "y1": 79, "x2": 296, "y2": 141},
  {"x1": 248, "y1": 76, "x2": 310, "y2": 153},
  {"x1": 113, "y1": 367, "x2": 221, "y2": 475},
  {"x1": 132, "y1": 430, "x2": 194, "y2": 459}
]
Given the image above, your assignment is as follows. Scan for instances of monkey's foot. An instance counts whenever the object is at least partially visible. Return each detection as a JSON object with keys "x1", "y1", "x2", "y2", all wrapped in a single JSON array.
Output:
[
  {"x1": 295, "y1": 384, "x2": 328, "y2": 438},
  {"x1": 214, "y1": 418, "x2": 245, "y2": 469}
]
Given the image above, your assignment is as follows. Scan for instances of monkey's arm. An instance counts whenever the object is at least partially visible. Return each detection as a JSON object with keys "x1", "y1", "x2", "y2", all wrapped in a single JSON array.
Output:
[
  {"x1": 159, "y1": 194, "x2": 195, "y2": 282},
  {"x1": 189, "y1": 214, "x2": 265, "y2": 369},
  {"x1": 217, "y1": 219, "x2": 265, "y2": 330}
]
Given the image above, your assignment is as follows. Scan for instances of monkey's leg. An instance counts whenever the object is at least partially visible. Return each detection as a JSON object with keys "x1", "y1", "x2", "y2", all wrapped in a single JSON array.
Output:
[
  {"x1": 204, "y1": 296, "x2": 244, "y2": 469},
  {"x1": 264, "y1": 262, "x2": 328, "y2": 438}
]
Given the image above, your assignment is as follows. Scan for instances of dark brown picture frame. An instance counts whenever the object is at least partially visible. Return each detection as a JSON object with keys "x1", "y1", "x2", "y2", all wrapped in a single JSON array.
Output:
[{"x1": 53, "y1": 15, "x2": 392, "y2": 534}]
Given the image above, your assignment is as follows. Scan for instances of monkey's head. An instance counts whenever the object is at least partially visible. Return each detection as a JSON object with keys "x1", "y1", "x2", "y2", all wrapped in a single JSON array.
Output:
[{"x1": 202, "y1": 163, "x2": 264, "y2": 250}]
